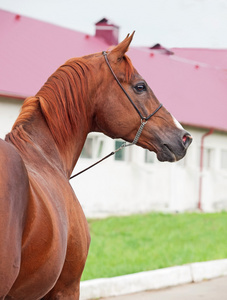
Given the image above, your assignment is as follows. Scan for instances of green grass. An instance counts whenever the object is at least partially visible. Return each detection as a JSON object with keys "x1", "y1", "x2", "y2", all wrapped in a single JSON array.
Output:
[{"x1": 81, "y1": 212, "x2": 227, "y2": 281}]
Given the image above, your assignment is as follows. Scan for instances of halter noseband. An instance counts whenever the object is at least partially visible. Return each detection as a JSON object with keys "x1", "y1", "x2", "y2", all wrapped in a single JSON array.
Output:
[{"x1": 102, "y1": 51, "x2": 162, "y2": 146}]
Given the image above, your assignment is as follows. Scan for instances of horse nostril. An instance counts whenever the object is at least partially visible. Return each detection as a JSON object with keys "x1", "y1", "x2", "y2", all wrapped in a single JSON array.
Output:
[
  {"x1": 182, "y1": 134, "x2": 192, "y2": 148},
  {"x1": 182, "y1": 135, "x2": 187, "y2": 143}
]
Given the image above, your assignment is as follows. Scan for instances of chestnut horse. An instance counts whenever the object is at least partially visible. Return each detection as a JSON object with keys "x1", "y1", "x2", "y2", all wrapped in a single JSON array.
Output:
[{"x1": 0, "y1": 33, "x2": 192, "y2": 299}]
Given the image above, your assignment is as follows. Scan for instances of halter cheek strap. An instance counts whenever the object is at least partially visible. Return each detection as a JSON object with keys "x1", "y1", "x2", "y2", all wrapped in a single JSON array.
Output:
[
  {"x1": 102, "y1": 51, "x2": 162, "y2": 149},
  {"x1": 70, "y1": 51, "x2": 162, "y2": 179},
  {"x1": 102, "y1": 51, "x2": 162, "y2": 122}
]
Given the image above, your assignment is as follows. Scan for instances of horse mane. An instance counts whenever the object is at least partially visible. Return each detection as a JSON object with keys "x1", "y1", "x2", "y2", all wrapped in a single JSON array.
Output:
[
  {"x1": 6, "y1": 53, "x2": 135, "y2": 151},
  {"x1": 8, "y1": 57, "x2": 92, "y2": 149}
]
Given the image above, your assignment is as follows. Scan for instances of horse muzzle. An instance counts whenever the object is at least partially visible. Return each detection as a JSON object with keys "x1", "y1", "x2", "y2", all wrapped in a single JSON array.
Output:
[{"x1": 157, "y1": 131, "x2": 192, "y2": 162}]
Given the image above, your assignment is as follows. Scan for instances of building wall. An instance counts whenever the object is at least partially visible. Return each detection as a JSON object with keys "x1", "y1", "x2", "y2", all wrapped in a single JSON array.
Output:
[
  {"x1": 1, "y1": 97, "x2": 227, "y2": 217},
  {"x1": 72, "y1": 127, "x2": 227, "y2": 218},
  {"x1": 0, "y1": 97, "x2": 22, "y2": 139}
]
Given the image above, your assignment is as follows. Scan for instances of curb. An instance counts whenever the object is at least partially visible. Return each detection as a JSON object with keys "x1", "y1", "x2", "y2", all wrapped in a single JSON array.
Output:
[{"x1": 80, "y1": 259, "x2": 227, "y2": 299}]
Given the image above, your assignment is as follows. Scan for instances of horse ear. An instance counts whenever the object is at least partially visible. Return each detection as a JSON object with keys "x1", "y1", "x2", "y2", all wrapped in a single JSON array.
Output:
[{"x1": 108, "y1": 31, "x2": 135, "y2": 62}]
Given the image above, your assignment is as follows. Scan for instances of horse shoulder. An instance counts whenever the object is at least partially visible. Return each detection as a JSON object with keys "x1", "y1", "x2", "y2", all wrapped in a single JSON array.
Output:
[
  {"x1": 0, "y1": 138, "x2": 29, "y2": 225},
  {"x1": 42, "y1": 185, "x2": 91, "y2": 299},
  {"x1": 6, "y1": 168, "x2": 71, "y2": 298},
  {"x1": 0, "y1": 139, "x2": 29, "y2": 296}
]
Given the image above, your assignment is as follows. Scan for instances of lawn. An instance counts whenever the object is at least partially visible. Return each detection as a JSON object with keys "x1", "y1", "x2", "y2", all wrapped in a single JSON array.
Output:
[{"x1": 81, "y1": 212, "x2": 227, "y2": 281}]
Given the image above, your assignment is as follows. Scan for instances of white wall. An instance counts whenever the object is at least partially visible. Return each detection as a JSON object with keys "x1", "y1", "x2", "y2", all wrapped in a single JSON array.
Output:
[
  {"x1": 72, "y1": 127, "x2": 227, "y2": 218},
  {"x1": 0, "y1": 97, "x2": 22, "y2": 139},
  {"x1": 1, "y1": 97, "x2": 227, "y2": 217}
]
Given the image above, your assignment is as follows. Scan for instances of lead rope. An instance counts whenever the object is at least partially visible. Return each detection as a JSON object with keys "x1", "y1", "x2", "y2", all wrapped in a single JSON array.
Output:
[{"x1": 69, "y1": 120, "x2": 147, "y2": 179}]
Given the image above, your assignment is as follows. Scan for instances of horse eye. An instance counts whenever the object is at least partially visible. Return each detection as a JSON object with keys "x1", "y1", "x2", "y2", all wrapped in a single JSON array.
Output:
[{"x1": 134, "y1": 83, "x2": 147, "y2": 93}]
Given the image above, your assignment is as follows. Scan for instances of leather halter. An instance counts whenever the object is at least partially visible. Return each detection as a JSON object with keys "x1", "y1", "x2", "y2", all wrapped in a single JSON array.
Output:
[
  {"x1": 102, "y1": 51, "x2": 162, "y2": 146},
  {"x1": 70, "y1": 52, "x2": 162, "y2": 179},
  {"x1": 102, "y1": 51, "x2": 162, "y2": 122}
]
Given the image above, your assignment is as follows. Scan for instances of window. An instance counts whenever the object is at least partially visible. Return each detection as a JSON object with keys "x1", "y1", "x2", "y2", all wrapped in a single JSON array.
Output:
[
  {"x1": 80, "y1": 134, "x2": 105, "y2": 159},
  {"x1": 203, "y1": 148, "x2": 214, "y2": 169},
  {"x1": 145, "y1": 150, "x2": 155, "y2": 163},
  {"x1": 97, "y1": 140, "x2": 104, "y2": 158},
  {"x1": 221, "y1": 150, "x2": 227, "y2": 170},
  {"x1": 114, "y1": 140, "x2": 125, "y2": 161},
  {"x1": 177, "y1": 156, "x2": 186, "y2": 167},
  {"x1": 198, "y1": 147, "x2": 214, "y2": 169},
  {"x1": 80, "y1": 137, "x2": 93, "y2": 158}
]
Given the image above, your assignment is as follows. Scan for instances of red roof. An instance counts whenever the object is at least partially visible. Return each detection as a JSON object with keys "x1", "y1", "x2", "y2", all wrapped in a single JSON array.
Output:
[
  {"x1": 171, "y1": 48, "x2": 227, "y2": 69},
  {"x1": 1, "y1": 9, "x2": 227, "y2": 132},
  {"x1": 0, "y1": 10, "x2": 108, "y2": 98},
  {"x1": 129, "y1": 47, "x2": 227, "y2": 131}
]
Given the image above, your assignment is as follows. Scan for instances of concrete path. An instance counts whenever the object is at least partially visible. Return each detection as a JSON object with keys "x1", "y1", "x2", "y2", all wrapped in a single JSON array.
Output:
[
  {"x1": 80, "y1": 259, "x2": 227, "y2": 299},
  {"x1": 103, "y1": 276, "x2": 227, "y2": 300}
]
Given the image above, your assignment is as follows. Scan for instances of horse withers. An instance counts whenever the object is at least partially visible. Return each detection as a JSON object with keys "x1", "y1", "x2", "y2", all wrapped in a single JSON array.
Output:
[{"x1": 0, "y1": 33, "x2": 192, "y2": 299}]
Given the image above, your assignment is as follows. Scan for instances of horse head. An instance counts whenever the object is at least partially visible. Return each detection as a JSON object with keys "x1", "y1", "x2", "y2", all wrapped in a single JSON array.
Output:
[{"x1": 93, "y1": 32, "x2": 192, "y2": 162}]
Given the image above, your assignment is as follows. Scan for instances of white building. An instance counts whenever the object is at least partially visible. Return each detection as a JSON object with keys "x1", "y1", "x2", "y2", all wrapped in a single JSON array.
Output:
[{"x1": 1, "y1": 10, "x2": 227, "y2": 217}]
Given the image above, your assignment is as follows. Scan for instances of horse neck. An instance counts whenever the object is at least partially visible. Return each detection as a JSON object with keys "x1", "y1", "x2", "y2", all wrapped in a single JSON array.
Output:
[
  {"x1": 6, "y1": 57, "x2": 101, "y2": 177},
  {"x1": 6, "y1": 95, "x2": 92, "y2": 179}
]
